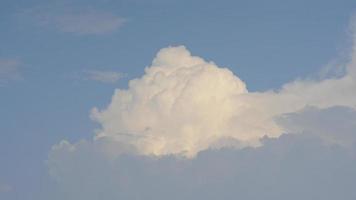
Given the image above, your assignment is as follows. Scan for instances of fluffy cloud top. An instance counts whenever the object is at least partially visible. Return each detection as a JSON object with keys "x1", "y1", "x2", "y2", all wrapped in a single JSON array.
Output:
[
  {"x1": 91, "y1": 46, "x2": 250, "y2": 156},
  {"x1": 90, "y1": 43, "x2": 356, "y2": 157},
  {"x1": 46, "y1": 22, "x2": 356, "y2": 200}
]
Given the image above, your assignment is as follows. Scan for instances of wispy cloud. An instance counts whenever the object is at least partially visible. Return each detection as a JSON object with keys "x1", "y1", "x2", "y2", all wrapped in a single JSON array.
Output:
[
  {"x1": 0, "y1": 183, "x2": 12, "y2": 193},
  {"x1": 0, "y1": 59, "x2": 21, "y2": 86},
  {"x1": 53, "y1": 11, "x2": 125, "y2": 35},
  {"x1": 83, "y1": 70, "x2": 126, "y2": 83},
  {"x1": 19, "y1": 7, "x2": 126, "y2": 35}
]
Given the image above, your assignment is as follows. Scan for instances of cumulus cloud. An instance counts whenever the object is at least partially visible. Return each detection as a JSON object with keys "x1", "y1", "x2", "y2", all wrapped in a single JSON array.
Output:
[
  {"x1": 47, "y1": 106, "x2": 356, "y2": 200},
  {"x1": 46, "y1": 17, "x2": 356, "y2": 200},
  {"x1": 19, "y1": 7, "x2": 125, "y2": 35},
  {"x1": 83, "y1": 70, "x2": 125, "y2": 83},
  {"x1": 0, "y1": 59, "x2": 21, "y2": 86},
  {"x1": 91, "y1": 46, "x2": 249, "y2": 156},
  {"x1": 88, "y1": 41, "x2": 356, "y2": 157}
]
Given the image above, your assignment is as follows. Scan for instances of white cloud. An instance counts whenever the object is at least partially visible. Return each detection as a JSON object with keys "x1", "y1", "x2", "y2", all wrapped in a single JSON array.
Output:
[
  {"x1": 83, "y1": 70, "x2": 125, "y2": 83},
  {"x1": 45, "y1": 18, "x2": 356, "y2": 200},
  {"x1": 47, "y1": 107, "x2": 356, "y2": 200},
  {"x1": 277, "y1": 106, "x2": 356, "y2": 147},
  {"x1": 88, "y1": 41, "x2": 356, "y2": 157},
  {"x1": 20, "y1": 7, "x2": 125, "y2": 35},
  {"x1": 0, "y1": 59, "x2": 21, "y2": 86},
  {"x1": 91, "y1": 46, "x2": 250, "y2": 157}
]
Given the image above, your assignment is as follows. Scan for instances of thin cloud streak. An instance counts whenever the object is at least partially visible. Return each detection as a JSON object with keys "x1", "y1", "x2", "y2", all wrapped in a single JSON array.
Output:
[
  {"x1": 0, "y1": 183, "x2": 13, "y2": 193},
  {"x1": 53, "y1": 11, "x2": 126, "y2": 35},
  {"x1": 83, "y1": 70, "x2": 126, "y2": 83},
  {"x1": 18, "y1": 7, "x2": 126, "y2": 35}
]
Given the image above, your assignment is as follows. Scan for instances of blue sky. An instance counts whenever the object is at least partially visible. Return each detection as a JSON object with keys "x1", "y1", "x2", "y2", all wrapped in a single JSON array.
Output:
[{"x1": 1, "y1": 0, "x2": 356, "y2": 199}]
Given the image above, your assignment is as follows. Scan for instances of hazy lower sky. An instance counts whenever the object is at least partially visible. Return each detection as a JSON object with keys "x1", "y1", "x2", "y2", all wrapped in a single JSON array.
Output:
[{"x1": 1, "y1": 0, "x2": 356, "y2": 199}]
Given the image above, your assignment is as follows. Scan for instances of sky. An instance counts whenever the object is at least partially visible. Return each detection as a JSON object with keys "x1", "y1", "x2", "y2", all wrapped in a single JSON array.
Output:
[{"x1": 1, "y1": 0, "x2": 356, "y2": 199}]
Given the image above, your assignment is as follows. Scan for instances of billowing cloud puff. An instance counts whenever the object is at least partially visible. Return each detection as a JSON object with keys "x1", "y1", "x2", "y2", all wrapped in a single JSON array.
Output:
[
  {"x1": 45, "y1": 22, "x2": 356, "y2": 200},
  {"x1": 90, "y1": 43, "x2": 356, "y2": 157},
  {"x1": 91, "y1": 46, "x2": 252, "y2": 156}
]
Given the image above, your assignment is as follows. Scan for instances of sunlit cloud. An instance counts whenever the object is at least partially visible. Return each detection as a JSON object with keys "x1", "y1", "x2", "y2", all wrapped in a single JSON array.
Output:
[
  {"x1": 88, "y1": 39, "x2": 356, "y2": 157},
  {"x1": 46, "y1": 14, "x2": 356, "y2": 200}
]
